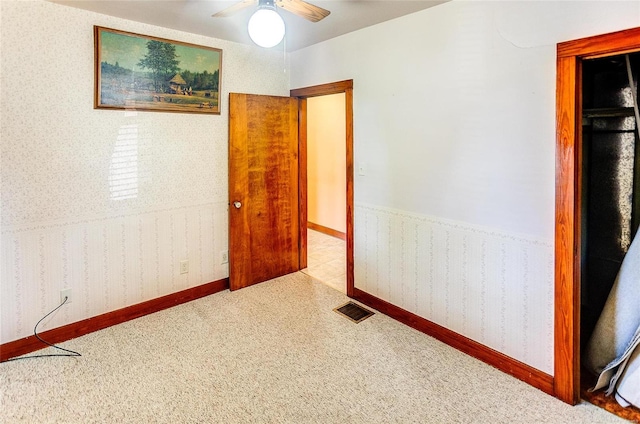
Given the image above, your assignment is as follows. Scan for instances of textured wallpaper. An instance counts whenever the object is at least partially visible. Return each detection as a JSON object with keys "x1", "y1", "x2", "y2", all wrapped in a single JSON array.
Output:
[
  {"x1": 0, "y1": 0, "x2": 562, "y2": 378},
  {"x1": 285, "y1": 0, "x2": 640, "y2": 377},
  {"x1": 1, "y1": 1, "x2": 289, "y2": 229},
  {"x1": 354, "y1": 203, "x2": 554, "y2": 374},
  {"x1": 0, "y1": 0, "x2": 289, "y2": 343}
]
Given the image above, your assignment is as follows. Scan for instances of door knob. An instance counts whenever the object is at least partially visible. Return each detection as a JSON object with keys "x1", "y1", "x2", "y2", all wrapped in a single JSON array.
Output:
[{"x1": 233, "y1": 201, "x2": 242, "y2": 209}]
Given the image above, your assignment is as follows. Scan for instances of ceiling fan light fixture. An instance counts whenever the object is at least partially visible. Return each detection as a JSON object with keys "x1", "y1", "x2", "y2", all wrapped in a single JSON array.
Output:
[{"x1": 248, "y1": 7, "x2": 285, "y2": 48}]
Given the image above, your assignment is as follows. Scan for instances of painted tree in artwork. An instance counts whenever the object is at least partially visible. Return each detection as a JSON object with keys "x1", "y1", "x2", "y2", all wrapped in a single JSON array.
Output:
[{"x1": 137, "y1": 40, "x2": 180, "y2": 92}]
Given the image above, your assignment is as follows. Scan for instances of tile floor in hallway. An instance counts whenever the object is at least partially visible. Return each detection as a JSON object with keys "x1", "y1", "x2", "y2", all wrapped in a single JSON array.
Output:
[{"x1": 301, "y1": 229, "x2": 346, "y2": 293}]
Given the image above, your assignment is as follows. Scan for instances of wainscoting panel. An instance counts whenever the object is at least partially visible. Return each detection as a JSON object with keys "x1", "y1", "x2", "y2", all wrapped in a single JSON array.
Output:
[
  {"x1": 0, "y1": 202, "x2": 229, "y2": 344},
  {"x1": 354, "y1": 203, "x2": 554, "y2": 374}
]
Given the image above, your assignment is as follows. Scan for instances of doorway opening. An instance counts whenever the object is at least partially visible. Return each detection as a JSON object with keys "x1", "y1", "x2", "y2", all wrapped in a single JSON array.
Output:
[
  {"x1": 301, "y1": 93, "x2": 347, "y2": 293},
  {"x1": 555, "y1": 27, "x2": 640, "y2": 419},
  {"x1": 290, "y1": 80, "x2": 354, "y2": 296}
]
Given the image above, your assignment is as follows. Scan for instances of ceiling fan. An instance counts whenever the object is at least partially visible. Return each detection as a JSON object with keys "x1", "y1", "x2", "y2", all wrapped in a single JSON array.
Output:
[{"x1": 212, "y1": 0, "x2": 330, "y2": 23}]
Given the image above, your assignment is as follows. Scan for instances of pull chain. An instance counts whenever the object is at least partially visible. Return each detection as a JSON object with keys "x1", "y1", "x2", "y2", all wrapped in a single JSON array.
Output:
[{"x1": 283, "y1": 35, "x2": 287, "y2": 73}]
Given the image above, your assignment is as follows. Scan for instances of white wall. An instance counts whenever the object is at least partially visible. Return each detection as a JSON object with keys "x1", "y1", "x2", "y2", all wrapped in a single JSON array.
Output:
[
  {"x1": 307, "y1": 93, "x2": 346, "y2": 233},
  {"x1": 290, "y1": 1, "x2": 640, "y2": 374},
  {"x1": 0, "y1": 0, "x2": 289, "y2": 344}
]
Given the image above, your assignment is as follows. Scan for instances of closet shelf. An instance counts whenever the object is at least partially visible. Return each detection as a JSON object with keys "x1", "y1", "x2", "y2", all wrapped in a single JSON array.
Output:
[{"x1": 583, "y1": 107, "x2": 635, "y2": 118}]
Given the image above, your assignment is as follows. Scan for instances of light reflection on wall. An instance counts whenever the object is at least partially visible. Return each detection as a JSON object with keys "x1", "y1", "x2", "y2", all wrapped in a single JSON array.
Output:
[{"x1": 109, "y1": 122, "x2": 139, "y2": 200}]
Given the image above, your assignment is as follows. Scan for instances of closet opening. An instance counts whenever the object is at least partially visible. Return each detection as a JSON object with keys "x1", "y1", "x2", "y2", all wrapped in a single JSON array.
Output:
[
  {"x1": 580, "y1": 53, "x2": 640, "y2": 347},
  {"x1": 579, "y1": 52, "x2": 640, "y2": 420}
]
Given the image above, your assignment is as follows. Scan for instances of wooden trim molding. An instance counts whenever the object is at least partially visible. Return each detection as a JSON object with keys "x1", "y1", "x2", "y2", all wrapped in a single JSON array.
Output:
[
  {"x1": 345, "y1": 86, "x2": 354, "y2": 298},
  {"x1": 307, "y1": 221, "x2": 346, "y2": 240},
  {"x1": 298, "y1": 98, "x2": 308, "y2": 270},
  {"x1": 0, "y1": 278, "x2": 229, "y2": 362},
  {"x1": 555, "y1": 54, "x2": 580, "y2": 405},
  {"x1": 557, "y1": 27, "x2": 640, "y2": 59},
  {"x1": 555, "y1": 26, "x2": 640, "y2": 405},
  {"x1": 290, "y1": 80, "x2": 353, "y2": 98},
  {"x1": 352, "y1": 288, "x2": 554, "y2": 395}
]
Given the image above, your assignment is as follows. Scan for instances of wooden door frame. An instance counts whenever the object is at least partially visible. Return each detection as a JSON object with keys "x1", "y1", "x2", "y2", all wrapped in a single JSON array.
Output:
[
  {"x1": 555, "y1": 27, "x2": 640, "y2": 404},
  {"x1": 290, "y1": 80, "x2": 355, "y2": 296}
]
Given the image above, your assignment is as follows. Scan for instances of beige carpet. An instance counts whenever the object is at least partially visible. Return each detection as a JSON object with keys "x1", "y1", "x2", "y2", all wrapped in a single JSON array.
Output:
[{"x1": 0, "y1": 272, "x2": 627, "y2": 423}]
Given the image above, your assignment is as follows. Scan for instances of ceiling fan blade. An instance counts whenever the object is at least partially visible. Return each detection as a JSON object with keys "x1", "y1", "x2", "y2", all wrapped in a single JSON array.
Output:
[
  {"x1": 212, "y1": 0, "x2": 256, "y2": 18},
  {"x1": 275, "y1": 0, "x2": 330, "y2": 23}
]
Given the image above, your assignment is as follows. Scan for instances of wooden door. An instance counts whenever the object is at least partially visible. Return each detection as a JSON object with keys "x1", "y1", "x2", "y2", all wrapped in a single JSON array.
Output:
[{"x1": 228, "y1": 93, "x2": 300, "y2": 291}]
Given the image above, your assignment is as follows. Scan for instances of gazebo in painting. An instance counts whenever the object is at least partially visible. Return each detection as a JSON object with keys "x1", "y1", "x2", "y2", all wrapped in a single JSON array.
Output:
[{"x1": 169, "y1": 74, "x2": 187, "y2": 94}]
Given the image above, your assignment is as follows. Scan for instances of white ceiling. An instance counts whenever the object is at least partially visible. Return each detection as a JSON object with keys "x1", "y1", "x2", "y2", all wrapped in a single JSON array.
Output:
[{"x1": 49, "y1": 0, "x2": 448, "y2": 51}]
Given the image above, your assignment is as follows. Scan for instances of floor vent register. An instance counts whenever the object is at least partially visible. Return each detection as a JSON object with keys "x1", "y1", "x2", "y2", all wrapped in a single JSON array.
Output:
[{"x1": 333, "y1": 301, "x2": 374, "y2": 323}]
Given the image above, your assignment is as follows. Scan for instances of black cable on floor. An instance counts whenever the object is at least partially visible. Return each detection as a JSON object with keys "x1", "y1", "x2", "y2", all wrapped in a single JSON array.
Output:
[{"x1": 1, "y1": 296, "x2": 82, "y2": 363}]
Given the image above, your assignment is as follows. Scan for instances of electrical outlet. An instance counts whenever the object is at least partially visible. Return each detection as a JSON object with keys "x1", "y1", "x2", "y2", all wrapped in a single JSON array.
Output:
[
  {"x1": 221, "y1": 251, "x2": 229, "y2": 264},
  {"x1": 180, "y1": 260, "x2": 189, "y2": 274},
  {"x1": 60, "y1": 288, "x2": 72, "y2": 305}
]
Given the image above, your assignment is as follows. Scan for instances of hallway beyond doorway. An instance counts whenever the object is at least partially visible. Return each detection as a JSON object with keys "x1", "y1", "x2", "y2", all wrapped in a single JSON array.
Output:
[{"x1": 301, "y1": 229, "x2": 346, "y2": 293}]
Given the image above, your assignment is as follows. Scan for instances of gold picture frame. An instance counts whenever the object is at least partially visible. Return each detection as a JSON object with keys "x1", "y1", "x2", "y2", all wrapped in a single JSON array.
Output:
[{"x1": 94, "y1": 26, "x2": 222, "y2": 114}]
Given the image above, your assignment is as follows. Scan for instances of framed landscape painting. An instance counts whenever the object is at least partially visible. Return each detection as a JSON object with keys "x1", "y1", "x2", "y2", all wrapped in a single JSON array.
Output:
[{"x1": 94, "y1": 26, "x2": 222, "y2": 114}]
